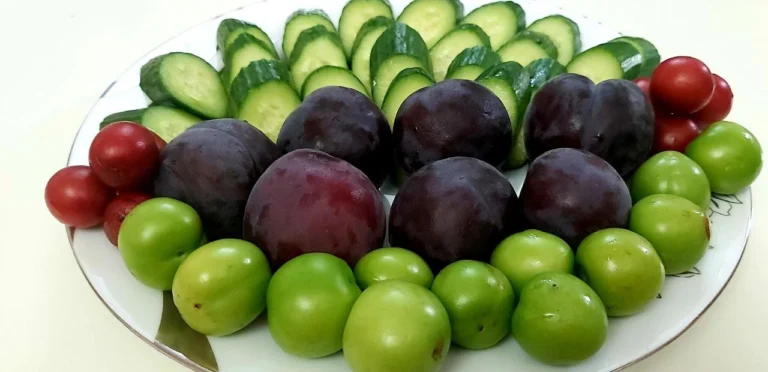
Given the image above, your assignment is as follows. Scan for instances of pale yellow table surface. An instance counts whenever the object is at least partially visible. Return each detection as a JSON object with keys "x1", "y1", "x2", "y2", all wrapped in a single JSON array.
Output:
[{"x1": 0, "y1": 0, "x2": 766, "y2": 370}]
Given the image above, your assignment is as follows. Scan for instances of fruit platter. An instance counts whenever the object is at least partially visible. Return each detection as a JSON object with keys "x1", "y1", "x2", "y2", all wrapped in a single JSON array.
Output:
[{"x1": 45, "y1": 0, "x2": 762, "y2": 371}]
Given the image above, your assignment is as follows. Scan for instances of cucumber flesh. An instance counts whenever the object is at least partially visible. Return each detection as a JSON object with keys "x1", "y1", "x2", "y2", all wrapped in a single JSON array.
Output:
[
  {"x1": 351, "y1": 17, "x2": 395, "y2": 93},
  {"x1": 460, "y1": 1, "x2": 526, "y2": 50},
  {"x1": 282, "y1": 10, "x2": 336, "y2": 60},
  {"x1": 527, "y1": 15, "x2": 581, "y2": 65},
  {"x1": 429, "y1": 24, "x2": 490, "y2": 81},
  {"x1": 381, "y1": 67, "x2": 434, "y2": 126},
  {"x1": 566, "y1": 42, "x2": 642, "y2": 83},
  {"x1": 139, "y1": 52, "x2": 228, "y2": 119},
  {"x1": 373, "y1": 55, "x2": 426, "y2": 106},
  {"x1": 100, "y1": 106, "x2": 201, "y2": 142},
  {"x1": 508, "y1": 123, "x2": 528, "y2": 168},
  {"x1": 611, "y1": 36, "x2": 660, "y2": 78},
  {"x1": 396, "y1": 0, "x2": 464, "y2": 48},
  {"x1": 476, "y1": 61, "x2": 531, "y2": 154},
  {"x1": 217, "y1": 19, "x2": 278, "y2": 58},
  {"x1": 224, "y1": 34, "x2": 277, "y2": 85},
  {"x1": 497, "y1": 30, "x2": 558, "y2": 68},
  {"x1": 445, "y1": 45, "x2": 500, "y2": 81},
  {"x1": 339, "y1": 0, "x2": 394, "y2": 56},
  {"x1": 301, "y1": 65, "x2": 369, "y2": 98},
  {"x1": 370, "y1": 23, "x2": 432, "y2": 105},
  {"x1": 289, "y1": 26, "x2": 348, "y2": 90}
]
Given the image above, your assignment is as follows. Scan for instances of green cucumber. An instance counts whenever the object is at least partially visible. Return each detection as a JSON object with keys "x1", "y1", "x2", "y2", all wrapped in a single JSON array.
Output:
[
  {"x1": 216, "y1": 18, "x2": 278, "y2": 58},
  {"x1": 139, "y1": 52, "x2": 228, "y2": 119},
  {"x1": 445, "y1": 45, "x2": 500, "y2": 81},
  {"x1": 566, "y1": 41, "x2": 642, "y2": 83},
  {"x1": 289, "y1": 25, "x2": 348, "y2": 91},
  {"x1": 99, "y1": 106, "x2": 202, "y2": 142},
  {"x1": 508, "y1": 124, "x2": 528, "y2": 168},
  {"x1": 396, "y1": 0, "x2": 464, "y2": 48},
  {"x1": 611, "y1": 36, "x2": 660, "y2": 78},
  {"x1": 223, "y1": 33, "x2": 278, "y2": 85},
  {"x1": 351, "y1": 16, "x2": 395, "y2": 93},
  {"x1": 527, "y1": 15, "x2": 581, "y2": 65},
  {"x1": 526, "y1": 57, "x2": 566, "y2": 96},
  {"x1": 429, "y1": 24, "x2": 491, "y2": 81},
  {"x1": 370, "y1": 22, "x2": 432, "y2": 106},
  {"x1": 381, "y1": 67, "x2": 434, "y2": 126},
  {"x1": 460, "y1": 1, "x2": 525, "y2": 50},
  {"x1": 301, "y1": 65, "x2": 369, "y2": 98},
  {"x1": 338, "y1": 0, "x2": 394, "y2": 56},
  {"x1": 282, "y1": 9, "x2": 336, "y2": 60},
  {"x1": 497, "y1": 30, "x2": 558, "y2": 67},
  {"x1": 229, "y1": 59, "x2": 302, "y2": 142}
]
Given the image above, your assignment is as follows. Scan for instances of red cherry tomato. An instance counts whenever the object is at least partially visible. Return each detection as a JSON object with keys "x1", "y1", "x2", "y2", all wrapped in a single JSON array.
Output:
[
  {"x1": 652, "y1": 114, "x2": 702, "y2": 154},
  {"x1": 691, "y1": 74, "x2": 734, "y2": 128},
  {"x1": 151, "y1": 131, "x2": 167, "y2": 152},
  {"x1": 633, "y1": 77, "x2": 652, "y2": 100},
  {"x1": 89, "y1": 121, "x2": 160, "y2": 191},
  {"x1": 650, "y1": 56, "x2": 715, "y2": 114},
  {"x1": 102, "y1": 192, "x2": 153, "y2": 246},
  {"x1": 45, "y1": 166, "x2": 114, "y2": 228}
]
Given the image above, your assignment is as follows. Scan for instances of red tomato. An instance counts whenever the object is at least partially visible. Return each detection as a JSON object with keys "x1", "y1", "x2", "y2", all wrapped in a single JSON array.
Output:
[
  {"x1": 691, "y1": 74, "x2": 734, "y2": 128},
  {"x1": 652, "y1": 114, "x2": 702, "y2": 154},
  {"x1": 89, "y1": 121, "x2": 160, "y2": 191},
  {"x1": 650, "y1": 56, "x2": 715, "y2": 114},
  {"x1": 151, "y1": 131, "x2": 167, "y2": 152},
  {"x1": 102, "y1": 192, "x2": 153, "y2": 246},
  {"x1": 45, "y1": 166, "x2": 114, "y2": 228}
]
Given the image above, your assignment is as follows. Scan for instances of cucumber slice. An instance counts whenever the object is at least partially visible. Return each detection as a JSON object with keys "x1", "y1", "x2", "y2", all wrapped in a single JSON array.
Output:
[
  {"x1": 351, "y1": 16, "x2": 395, "y2": 93},
  {"x1": 527, "y1": 15, "x2": 581, "y2": 65},
  {"x1": 611, "y1": 36, "x2": 660, "y2": 78},
  {"x1": 301, "y1": 65, "x2": 369, "y2": 98},
  {"x1": 229, "y1": 59, "x2": 302, "y2": 141},
  {"x1": 566, "y1": 42, "x2": 642, "y2": 83},
  {"x1": 476, "y1": 61, "x2": 531, "y2": 139},
  {"x1": 217, "y1": 18, "x2": 278, "y2": 58},
  {"x1": 429, "y1": 24, "x2": 491, "y2": 81},
  {"x1": 370, "y1": 23, "x2": 432, "y2": 105},
  {"x1": 223, "y1": 33, "x2": 278, "y2": 85},
  {"x1": 526, "y1": 57, "x2": 566, "y2": 96},
  {"x1": 100, "y1": 106, "x2": 202, "y2": 142},
  {"x1": 289, "y1": 25, "x2": 348, "y2": 90},
  {"x1": 445, "y1": 45, "x2": 500, "y2": 81},
  {"x1": 460, "y1": 1, "x2": 525, "y2": 50},
  {"x1": 508, "y1": 124, "x2": 528, "y2": 168},
  {"x1": 497, "y1": 30, "x2": 558, "y2": 68},
  {"x1": 396, "y1": 0, "x2": 464, "y2": 48},
  {"x1": 140, "y1": 52, "x2": 228, "y2": 119},
  {"x1": 282, "y1": 9, "x2": 336, "y2": 60},
  {"x1": 339, "y1": 0, "x2": 394, "y2": 56},
  {"x1": 381, "y1": 67, "x2": 434, "y2": 126}
]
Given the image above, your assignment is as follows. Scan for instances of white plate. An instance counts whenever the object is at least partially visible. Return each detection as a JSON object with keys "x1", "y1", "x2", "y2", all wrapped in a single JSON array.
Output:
[{"x1": 65, "y1": 0, "x2": 753, "y2": 371}]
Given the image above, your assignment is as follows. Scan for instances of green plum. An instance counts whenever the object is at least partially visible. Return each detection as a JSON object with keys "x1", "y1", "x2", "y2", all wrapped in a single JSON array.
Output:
[
  {"x1": 490, "y1": 229, "x2": 574, "y2": 296},
  {"x1": 685, "y1": 120, "x2": 763, "y2": 194},
  {"x1": 343, "y1": 281, "x2": 451, "y2": 372},
  {"x1": 512, "y1": 272, "x2": 608, "y2": 366},
  {"x1": 629, "y1": 151, "x2": 711, "y2": 210},
  {"x1": 267, "y1": 253, "x2": 361, "y2": 358},
  {"x1": 172, "y1": 239, "x2": 272, "y2": 336},
  {"x1": 431, "y1": 260, "x2": 514, "y2": 349},
  {"x1": 629, "y1": 194, "x2": 710, "y2": 275},
  {"x1": 118, "y1": 197, "x2": 204, "y2": 290},
  {"x1": 576, "y1": 228, "x2": 665, "y2": 317},
  {"x1": 354, "y1": 247, "x2": 434, "y2": 289}
]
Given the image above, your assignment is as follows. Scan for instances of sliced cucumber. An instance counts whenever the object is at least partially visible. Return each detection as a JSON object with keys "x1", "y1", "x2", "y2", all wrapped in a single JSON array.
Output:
[
  {"x1": 229, "y1": 59, "x2": 302, "y2": 141},
  {"x1": 223, "y1": 33, "x2": 278, "y2": 85},
  {"x1": 527, "y1": 15, "x2": 581, "y2": 65},
  {"x1": 460, "y1": 1, "x2": 525, "y2": 50},
  {"x1": 100, "y1": 106, "x2": 202, "y2": 142},
  {"x1": 396, "y1": 0, "x2": 464, "y2": 48},
  {"x1": 476, "y1": 61, "x2": 531, "y2": 138},
  {"x1": 216, "y1": 18, "x2": 278, "y2": 58},
  {"x1": 301, "y1": 65, "x2": 369, "y2": 98},
  {"x1": 611, "y1": 36, "x2": 660, "y2": 78},
  {"x1": 566, "y1": 41, "x2": 642, "y2": 83},
  {"x1": 370, "y1": 22, "x2": 432, "y2": 105},
  {"x1": 350, "y1": 16, "x2": 395, "y2": 93},
  {"x1": 381, "y1": 67, "x2": 434, "y2": 126},
  {"x1": 508, "y1": 124, "x2": 528, "y2": 168},
  {"x1": 526, "y1": 57, "x2": 566, "y2": 96},
  {"x1": 429, "y1": 24, "x2": 490, "y2": 81},
  {"x1": 140, "y1": 52, "x2": 228, "y2": 119},
  {"x1": 497, "y1": 30, "x2": 558, "y2": 68},
  {"x1": 282, "y1": 9, "x2": 336, "y2": 60},
  {"x1": 445, "y1": 45, "x2": 500, "y2": 81},
  {"x1": 289, "y1": 25, "x2": 348, "y2": 91},
  {"x1": 339, "y1": 0, "x2": 394, "y2": 56}
]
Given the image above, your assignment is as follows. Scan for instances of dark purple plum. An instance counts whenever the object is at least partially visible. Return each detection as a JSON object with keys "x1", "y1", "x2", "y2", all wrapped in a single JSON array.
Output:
[
  {"x1": 277, "y1": 86, "x2": 392, "y2": 187},
  {"x1": 243, "y1": 149, "x2": 387, "y2": 268},
  {"x1": 154, "y1": 119, "x2": 280, "y2": 240},
  {"x1": 524, "y1": 73, "x2": 654, "y2": 177},
  {"x1": 520, "y1": 148, "x2": 632, "y2": 248},
  {"x1": 393, "y1": 79, "x2": 512, "y2": 175},
  {"x1": 389, "y1": 157, "x2": 525, "y2": 271}
]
